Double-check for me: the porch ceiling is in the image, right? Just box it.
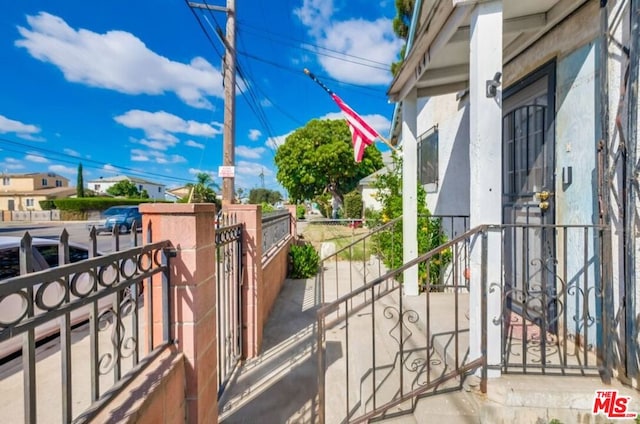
[387,0,589,102]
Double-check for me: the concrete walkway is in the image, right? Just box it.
[218,276,319,424]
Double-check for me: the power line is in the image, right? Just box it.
[0,137,198,185]
[189,5,281,158]
[238,20,392,69]
[235,49,389,100]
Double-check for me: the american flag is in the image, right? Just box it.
[330,93,380,163]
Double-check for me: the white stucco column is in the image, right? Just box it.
[469,0,502,377]
[402,89,419,296]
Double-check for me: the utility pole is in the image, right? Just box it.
[259,167,265,188]
[188,0,236,206]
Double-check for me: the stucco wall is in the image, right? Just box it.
[416,93,470,216]
[91,349,186,424]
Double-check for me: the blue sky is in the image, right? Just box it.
[0,0,401,195]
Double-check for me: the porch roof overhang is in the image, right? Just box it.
[387,0,590,142]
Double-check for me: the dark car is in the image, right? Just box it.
[99,205,142,234]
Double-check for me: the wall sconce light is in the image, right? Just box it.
[486,72,502,98]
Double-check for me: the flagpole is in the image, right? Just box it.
[303,68,398,153]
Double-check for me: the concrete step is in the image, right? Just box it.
[472,375,640,424]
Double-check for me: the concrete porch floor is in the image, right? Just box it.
[218,260,639,424]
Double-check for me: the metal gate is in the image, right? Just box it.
[215,215,243,396]
[502,67,557,326]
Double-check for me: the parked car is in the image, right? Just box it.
[0,236,92,280]
[0,236,137,359]
[96,205,142,234]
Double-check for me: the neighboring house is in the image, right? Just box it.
[166,186,191,202]
[87,175,166,200]
[389,0,638,389]
[358,151,394,212]
[0,172,73,211]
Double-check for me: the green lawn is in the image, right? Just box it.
[302,223,372,261]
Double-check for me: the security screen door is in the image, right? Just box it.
[502,65,556,326]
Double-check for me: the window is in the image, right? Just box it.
[0,247,21,279]
[94,184,100,190]
[158,186,161,192]
[55,180,62,187]
[35,245,89,267]
[42,179,48,186]
[138,185,143,191]
[418,126,438,191]
[26,198,34,207]
[2,177,9,186]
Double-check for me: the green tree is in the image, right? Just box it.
[275,119,383,216]
[248,188,282,205]
[107,180,140,198]
[76,163,85,198]
[391,0,415,76]
[187,172,219,203]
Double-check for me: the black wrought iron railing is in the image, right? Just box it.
[317,214,470,305]
[495,224,605,375]
[261,210,291,259]
[317,226,485,424]
[0,225,174,423]
[316,222,608,423]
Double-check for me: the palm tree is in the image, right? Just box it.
[187,172,219,203]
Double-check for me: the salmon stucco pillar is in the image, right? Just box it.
[140,203,218,424]
[225,204,264,358]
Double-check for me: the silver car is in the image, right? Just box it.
[0,237,123,358]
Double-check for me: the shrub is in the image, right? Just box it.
[343,191,363,219]
[261,202,275,213]
[288,243,320,279]
[296,204,306,220]
[53,197,149,211]
[39,200,56,210]
[371,152,450,290]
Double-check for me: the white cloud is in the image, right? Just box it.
[138,138,177,151]
[25,153,49,163]
[49,164,75,175]
[320,112,391,137]
[188,168,216,179]
[16,12,223,109]
[294,0,334,36]
[102,164,119,174]
[294,3,401,85]
[131,148,186,164]
[185,140,205,149]
[236,145,266,159]
[115,110,222,150]
[0,114,41,139]
[63,148,80,157]
[265,132,291,151]
[0,157,25,170]
[248,129,262,141]
[237,160,274,177]
[315,19,401,85]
